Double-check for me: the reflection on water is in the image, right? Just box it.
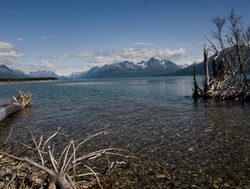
[0,76,249,188]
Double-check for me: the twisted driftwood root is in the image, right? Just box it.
[0,128,136,189]
[0,91,32,122]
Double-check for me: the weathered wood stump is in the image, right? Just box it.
[193,10,250,101]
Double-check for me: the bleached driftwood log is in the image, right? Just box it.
[0,91,32,121]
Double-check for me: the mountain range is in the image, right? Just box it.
[0,58,190,79]
[0,66,64,79]
[1,55,237,79]
[2,47,250,79]
[83,57,180,78]
[28,70,60,78]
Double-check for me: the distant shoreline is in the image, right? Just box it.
[0,77,58,83]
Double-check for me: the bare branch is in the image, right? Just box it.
[38,135,44,148]
[4,125,14,145]
[75,131,107,151]
[48,147,59,172]
[60,140,73,174]
[28,128,45,166]
[84,165,104,189]
[58,143,70,168]
[43,127,60,148]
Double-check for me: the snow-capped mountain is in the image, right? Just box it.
[0,64,29,78]
[28,70,59,78]
[83,57,180,78]
[178,64,189,69]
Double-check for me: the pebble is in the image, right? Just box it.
[156,174,167,179]
[213,183,219,188]
[224,183,230,187]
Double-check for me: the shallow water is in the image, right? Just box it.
[0,76,249,188]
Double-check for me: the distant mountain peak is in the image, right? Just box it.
[148,57,159,62]
[0,64,11,70]
[28,70,59,78]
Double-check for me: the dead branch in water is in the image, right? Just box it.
[193,9,250,100]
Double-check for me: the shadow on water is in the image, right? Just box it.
[0,107,32,143]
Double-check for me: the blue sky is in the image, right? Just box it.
[1,0,250,75]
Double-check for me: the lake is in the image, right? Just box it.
[0,76,250,188]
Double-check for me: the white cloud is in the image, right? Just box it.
[0,42,14,50]
[16,37,24,42]
[38,59,56,70]
[193,57,203,64]
[174,56,203,66]
[89,48,187,66]
[54,66,89,76]
[0,41,23,64]
[52,48,186,65]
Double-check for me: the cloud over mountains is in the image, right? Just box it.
[88,48,187,66]
[54,47,187,68]
[0,41,23,65]
[0,40,187,76]
[49,47,187,74]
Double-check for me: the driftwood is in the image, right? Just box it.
[193,46,250,100]
[0,91,32,122]
[0,129,135,189]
